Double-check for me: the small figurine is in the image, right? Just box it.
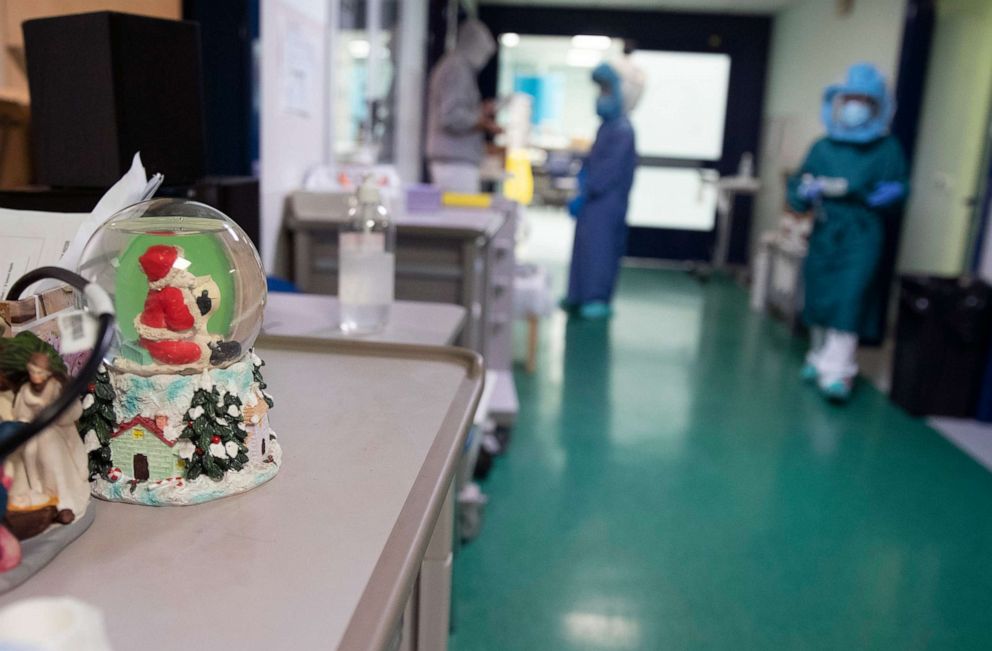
[0,264,114,586]
[9,351,89,528]
[0,334,91,572]
[135,244,217,367]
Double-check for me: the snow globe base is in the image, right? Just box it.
[76,200,279,507]
[0,507,95,595]
[85,352,280,507]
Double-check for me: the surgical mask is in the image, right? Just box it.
[839,100,872,129]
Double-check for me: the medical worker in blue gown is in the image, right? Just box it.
[787,63,909,402]
[563,58,645,319]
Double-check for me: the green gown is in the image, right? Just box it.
[787,135,908,337]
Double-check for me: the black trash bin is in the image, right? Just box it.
[890,276,992,417]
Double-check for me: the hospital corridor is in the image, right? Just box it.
[453,224,992,649]
[4,0,992,649]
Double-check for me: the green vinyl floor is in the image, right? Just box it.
[450,267,992,650]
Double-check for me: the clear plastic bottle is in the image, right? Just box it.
[339,177,396,334]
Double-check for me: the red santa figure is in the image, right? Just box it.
[135,244,215,366]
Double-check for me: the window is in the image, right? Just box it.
[333,0,399,161]
[627,168,718,231]
[497,35,623,150]
[628,51,731,161]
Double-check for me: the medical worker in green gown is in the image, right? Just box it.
[787,62,909,401]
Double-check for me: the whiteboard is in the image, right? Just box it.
[627,167,717,231]
[629,51,731,161]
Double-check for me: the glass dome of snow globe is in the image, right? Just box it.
[77,199,266,374]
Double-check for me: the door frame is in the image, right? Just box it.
[477,5,772,264]
[864,0,935,344]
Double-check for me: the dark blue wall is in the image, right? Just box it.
[183,0,255,176]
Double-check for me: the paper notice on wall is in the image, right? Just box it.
[0,210,88,297]
[281,21,317,117]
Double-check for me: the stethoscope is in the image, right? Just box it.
[0,267,115,459]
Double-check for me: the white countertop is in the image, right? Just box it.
[289,192,509,238]
[0,337,483,651]
[262,292,467,346]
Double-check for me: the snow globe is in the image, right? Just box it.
[77,199,280,505]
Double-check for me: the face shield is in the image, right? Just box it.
[610,56,646,114]
[821,62,893,143]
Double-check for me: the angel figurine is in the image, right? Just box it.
[9,352,89,525]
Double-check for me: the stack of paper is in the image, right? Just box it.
[0,153,162,297]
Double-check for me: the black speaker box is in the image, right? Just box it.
[23,11,206,188]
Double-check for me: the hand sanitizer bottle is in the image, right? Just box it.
[338,177,395,334]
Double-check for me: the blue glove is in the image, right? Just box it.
[568,167,587,218]
[797,177,825,201]
[867,181,906,208]
[568,193,586,219]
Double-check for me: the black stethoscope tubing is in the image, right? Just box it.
[1,266,115,458]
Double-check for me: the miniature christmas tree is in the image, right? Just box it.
[251,350,274,409]
[76,365,117,480]
[176,384,248,482]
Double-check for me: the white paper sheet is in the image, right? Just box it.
[0,210,88,297]
[57,153,155,277]
[0,153,157,297]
